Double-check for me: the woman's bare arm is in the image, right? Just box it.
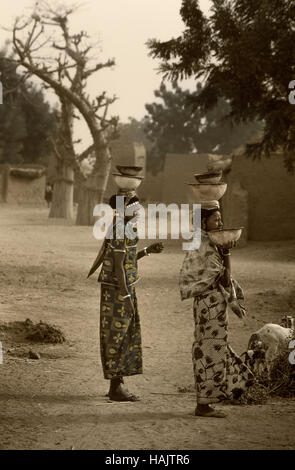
[218,241,236,288]
[113,251,129,295]
[220,250,231,287]
[113,251,135,316]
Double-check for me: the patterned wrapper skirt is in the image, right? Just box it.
[193,289,253,405]
[100,283,143,380]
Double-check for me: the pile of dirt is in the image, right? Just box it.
[0,318,66,344]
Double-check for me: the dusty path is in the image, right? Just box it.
[0,205,294,450]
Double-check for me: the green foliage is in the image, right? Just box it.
[0,102,27,164]
[0,52,27,164]
[144,82,202,174]
[147,0,295,172]
[0,50,57,165]
[118,117,152,151]
[20,86,58,165]
[143,81,260,173]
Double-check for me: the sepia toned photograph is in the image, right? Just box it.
[0,0,294,454]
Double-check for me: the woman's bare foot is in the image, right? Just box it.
[108,377,140,402]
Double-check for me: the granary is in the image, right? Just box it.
[0,164,46,204]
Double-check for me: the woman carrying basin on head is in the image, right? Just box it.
[88,193,164,402]
[179,201,253,418]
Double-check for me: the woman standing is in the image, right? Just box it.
[179,204,253,417]
[88,194,164,401]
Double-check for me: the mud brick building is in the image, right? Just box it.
[0,164,46,204]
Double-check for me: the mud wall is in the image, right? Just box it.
[1,165,46,204]
[161,153,210,204]
[221,179,248,246]
[224,152,295,240]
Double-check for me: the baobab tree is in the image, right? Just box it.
[10,1,118,224]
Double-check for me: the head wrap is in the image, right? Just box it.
[201,200,220,210]
[88,194,140,279]
[109,193,139,210]
[200,200,220,229]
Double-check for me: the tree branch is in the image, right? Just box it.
[77,144,95,162]
[49,135,63,161]
[82,58,115,79]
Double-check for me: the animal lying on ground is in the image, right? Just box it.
[243,323,294,376]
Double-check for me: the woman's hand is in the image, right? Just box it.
[219,240,237,253]
[231,303,246,319]
[147,242,164,254]
[137,242,164,260]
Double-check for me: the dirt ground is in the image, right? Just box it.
[0,204,294,450]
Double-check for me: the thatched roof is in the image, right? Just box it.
[9,167,45,179]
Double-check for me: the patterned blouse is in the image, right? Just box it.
[179,230,246,317]
[98,218,139,287]
[179,230,224,301]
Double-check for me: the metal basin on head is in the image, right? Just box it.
[194,170,222,184]
[208,228,243,246]
[116,165,143,176]
[187,182,227,201]
[113,173,144,191]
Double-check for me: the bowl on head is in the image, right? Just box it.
[116,165,143,176]
[187,182,227,201]
[113,173,144,191]
[194,171,222,184]
[208,228,243,246]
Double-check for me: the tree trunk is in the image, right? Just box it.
[76,144,111,226]
[49,165,74,219]
[12,60,114,225]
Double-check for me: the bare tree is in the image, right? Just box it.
[10,1,118,223]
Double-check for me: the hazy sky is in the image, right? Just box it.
[1,0,211,144]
